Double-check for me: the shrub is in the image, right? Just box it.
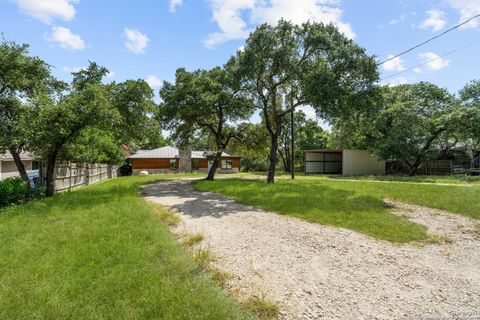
[0,178,44,208]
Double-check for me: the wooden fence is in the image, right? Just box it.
[40,162,118,192]
[387,160,453,175]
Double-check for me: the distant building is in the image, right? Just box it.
[128,146,241,175]
[0,151,38,180]
[304,149,385,176]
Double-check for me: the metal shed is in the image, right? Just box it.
[304,149,385,176]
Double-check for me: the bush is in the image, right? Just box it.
[0,178,44,208]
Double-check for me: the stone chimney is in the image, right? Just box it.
[178,146,192,173]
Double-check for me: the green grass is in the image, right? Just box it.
[194,176,480,242]
[0,176,256,320]
[198,176,480,220]
[194,179,429,243]
[241,295,279,320]
[330,174,480,185]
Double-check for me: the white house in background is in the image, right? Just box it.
[304,149,385,176]
[0,151,37,180]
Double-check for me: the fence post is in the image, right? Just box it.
[68,162,72,191]
[86,163,90,185]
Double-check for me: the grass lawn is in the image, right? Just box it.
[0,176,256,320]
[194,176,480,243]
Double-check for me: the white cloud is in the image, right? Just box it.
[204,0,255,48]
[204,0,354,48]
[382,77,409,87]
[106,70,115,78]
[382,55,406,72]
[387,15,407,26]
[12,0,77,23]
[124,28,149,54]
[50,27,85,50]
[62,65,84,73]
[169,0,183,13]
[446,0,480,28]
[145,75,162,88]
[420,10,446,31]
[419,52,450,71]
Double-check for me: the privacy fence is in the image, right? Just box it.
[40,162,118,193]
[387,160,455,175]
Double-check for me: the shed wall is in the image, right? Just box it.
[342,150,385,176]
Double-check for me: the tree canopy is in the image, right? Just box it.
[345,83,458,174]
[160,66,254,180]
[0,40,61,184]
[232,20,379,182]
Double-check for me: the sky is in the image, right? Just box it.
[1,0,479,126]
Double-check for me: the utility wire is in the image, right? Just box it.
[381,39,480,81]
[377,13,480,66]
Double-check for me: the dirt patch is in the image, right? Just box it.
[143,180,480,320]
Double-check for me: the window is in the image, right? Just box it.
[32,161,40,170]
[221,159,232,169]
[170,159,177,170]
[192,159,200,170]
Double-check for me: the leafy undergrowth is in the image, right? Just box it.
[194,179,430,243]
[0,176,256,320]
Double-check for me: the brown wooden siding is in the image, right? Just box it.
[198,159,208,169]
[131,159,178,170]
[222,157,240,168]
[132,157,240,170]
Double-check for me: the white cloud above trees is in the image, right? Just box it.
[12,0,77,24]
[382,55,406,72]
[419,52,450,71]
[145,75,162,88]
[124,28,149,54]
[204,0,354,48]
[49,26,85,50]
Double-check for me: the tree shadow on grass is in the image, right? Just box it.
[142,180,256,219]
[183,179,427,243]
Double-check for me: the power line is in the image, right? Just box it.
[377,13,480,66]
[381,39,480,81]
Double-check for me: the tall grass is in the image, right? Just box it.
[0,176,255,320]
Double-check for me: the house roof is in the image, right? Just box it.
[0,150,34,161]
[128,146,238,159]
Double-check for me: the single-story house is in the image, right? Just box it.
[304,149,385,176]
[0,151,38,180]
[128,146,241,175]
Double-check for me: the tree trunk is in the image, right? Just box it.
[9,148,31,188]
[406,161,420,176]
[278,149,289,172]
[205,150,222,181]
[45,153,57,197]
[267,136,278,183]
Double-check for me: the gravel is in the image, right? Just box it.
[143,180,480,320]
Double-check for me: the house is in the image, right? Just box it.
[0,151,38,180]
[304,149,385,176]
[128,146,241,175]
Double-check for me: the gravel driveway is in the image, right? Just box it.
[143,180,480,320]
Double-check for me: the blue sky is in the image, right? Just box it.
[1,0,479,124]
